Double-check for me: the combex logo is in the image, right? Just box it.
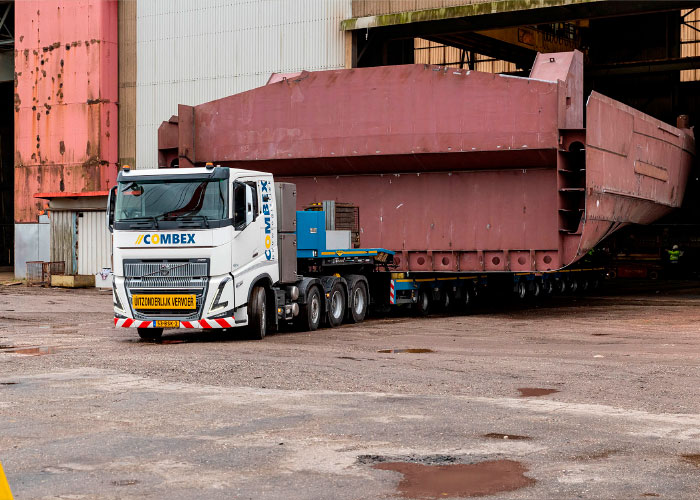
[261,180,273,260]
[135,233,196,245]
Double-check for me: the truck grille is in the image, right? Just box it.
[124,260,208,278]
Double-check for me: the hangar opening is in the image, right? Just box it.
[343,0,700,278]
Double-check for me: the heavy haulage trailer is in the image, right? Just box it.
[110,50,694,339]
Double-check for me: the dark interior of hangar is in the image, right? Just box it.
[0,1,12,269]
[348,2,700,278]
[0,80,13,268]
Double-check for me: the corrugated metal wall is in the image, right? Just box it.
[50,211,77,275]
[77,211,111,275]
[136,0,352,168]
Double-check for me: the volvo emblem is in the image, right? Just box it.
[159,265,170,276]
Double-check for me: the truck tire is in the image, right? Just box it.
[461,286,473,313]
[415,289,431,316]
[515,280,528,301]
[347,280,368,323]
[327,282,346,327]
[297,286,322,332]
[137,328,163,340]
[542,279,554,297]
[247,286,267,340]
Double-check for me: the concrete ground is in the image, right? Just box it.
[1,282,700,499]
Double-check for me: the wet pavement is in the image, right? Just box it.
[2,281,700,498]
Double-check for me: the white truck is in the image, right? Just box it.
[108,165,393,340]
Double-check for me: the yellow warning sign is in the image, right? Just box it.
[0,462,13,500]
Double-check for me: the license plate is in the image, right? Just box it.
[132,294,196,309]
[155,320,180,328]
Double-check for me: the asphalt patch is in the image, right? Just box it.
[483,433,531,441]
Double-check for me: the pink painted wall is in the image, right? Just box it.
[14,0,118,222]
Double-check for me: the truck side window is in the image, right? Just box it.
[233,182,247,230]
[245,181,259,221]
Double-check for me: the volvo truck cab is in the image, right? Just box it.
[109,166,281,339]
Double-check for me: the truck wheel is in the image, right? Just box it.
[247,286,267,340]
[297,286,322,332]
[542,279,554,297]
[515,280,528,300]
[529,280,541,299]
[415,289,430,316]
[461,287,473,313]
[137,328,163,340]
[568,278,578,294]
[348,280,368,323]
[327,283,346,327]
[555,278,566,295]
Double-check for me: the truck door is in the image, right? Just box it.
[231,178,263,307]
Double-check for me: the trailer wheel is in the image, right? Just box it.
[542,279,554,297]
[461,286,473,313]
[579,277,589,293]
[247,286,267,340]
[137,328,163,340]
[568,278,578,294]
[415,289,431,316]
[515,280,528,300]
[529,280,541,299]
[440,290,452,311]
[327,283,346,327]
[555,278,566,295]
[348,280,368,323]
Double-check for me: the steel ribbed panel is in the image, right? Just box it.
[77,211,112,275]
[136,0,351,169]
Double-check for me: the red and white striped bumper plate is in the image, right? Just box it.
[114,317,236,329]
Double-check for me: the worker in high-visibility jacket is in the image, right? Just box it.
[666,244,683,278]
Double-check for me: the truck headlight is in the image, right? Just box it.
[209,277,232,314]
[113,283,125,312]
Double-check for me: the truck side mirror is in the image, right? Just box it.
[106,185,117,233]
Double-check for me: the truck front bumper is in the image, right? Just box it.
[114,317,236,329]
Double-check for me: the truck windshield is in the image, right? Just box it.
[115,178,228,227]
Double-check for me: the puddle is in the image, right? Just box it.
[112,479,139,486]
[377,348,434,354]
[517,387,559,397]
[483,433,531,441]
[374,460,535,498]
[682,454,700,467]
[591,333,611,336]
[2,346,59,356]
[0,382,18,385]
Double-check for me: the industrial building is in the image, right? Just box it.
[6,0,700,278]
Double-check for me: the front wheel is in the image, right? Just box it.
[247,286,267,340]
[327,283,346,327]
[137,327,163,340]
